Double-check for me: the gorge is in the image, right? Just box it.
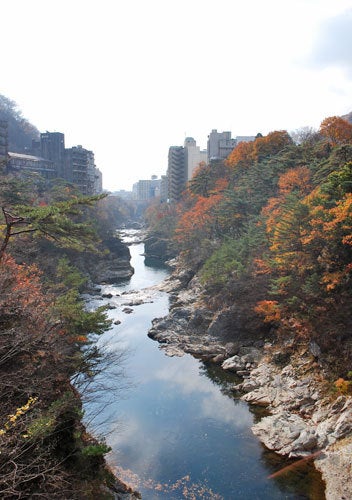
[84,231,326,499]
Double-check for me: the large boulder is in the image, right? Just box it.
[144,235,175,261]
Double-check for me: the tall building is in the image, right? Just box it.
[65,145,100,195]
[132,175,162,201]
[207,129,236,161]
[167,145,186,202]
[2,126,103,194]
[94,167,103,194]
[160,174,168,202]
[184,137,208,180]
[166,138,207,202]
[40,131,65,177]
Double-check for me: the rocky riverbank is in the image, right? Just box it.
[149,261,352,500]
[82,235,134,285]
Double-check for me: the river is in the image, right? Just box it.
[83,231,325,500]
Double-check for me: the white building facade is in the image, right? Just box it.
[184,137,208,180]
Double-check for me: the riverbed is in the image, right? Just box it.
[83,232,325,499]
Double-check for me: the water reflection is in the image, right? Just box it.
[84,233,325,499]
[153,357,252,428]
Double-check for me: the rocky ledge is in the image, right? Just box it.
[149,266,267,360]
[235,348,352,499]
[150,262,352,500]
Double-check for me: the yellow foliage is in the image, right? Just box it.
[0,396,38,436]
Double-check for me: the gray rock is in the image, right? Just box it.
[222,355,246,372]
[309,340,321,358]
[332,403,352,439]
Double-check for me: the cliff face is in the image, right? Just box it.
[74,235,134,285]
[23,234,134,287]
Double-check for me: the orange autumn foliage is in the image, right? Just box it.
[323,192,352,239]
[251,130,292,161]
[334,377,352,395]
[226,140,254,169]
[254,300,281,322]
[253,258,272,276]
[319,116,352,146]
[277,166,312,196]
[226,131,292,169]
[175,191,224,244]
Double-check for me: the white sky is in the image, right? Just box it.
[1,0,352,191]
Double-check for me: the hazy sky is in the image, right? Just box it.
[1,0,352,191]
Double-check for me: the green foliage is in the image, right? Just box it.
[0,173,43,205]
[54,288,112,339]
[27,413,56,439]
[201,221,266,289]
[57,256,88,290]
[82,443,112,457]
[321,161,352,200]
[15,195,106,251]
[188,160,230,197]
[201,239,245,287]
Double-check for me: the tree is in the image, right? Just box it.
[225,140,254,169]
[0,253,115,497]
[290,126,318,145]
[0,194,106,261]
[188,160,231,197]
[251,130,293,161]
[319,116,352,146]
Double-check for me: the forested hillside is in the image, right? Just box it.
[0,135,134,495]
[0,95,39,152]
[147,116,352,379]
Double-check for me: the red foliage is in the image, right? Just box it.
[175,191,224,245]
[0,255,51,330]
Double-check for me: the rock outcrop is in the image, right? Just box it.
[150,259,352,500]
[78,236,134,285]
[144,235,175,261]
[237,351,352,499]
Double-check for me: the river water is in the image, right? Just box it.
[84,232,325,500]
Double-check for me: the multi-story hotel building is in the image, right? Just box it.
[65,145,101,196]
[167,145,186,202]
[8,152,56,179]
[40,131,65,178]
